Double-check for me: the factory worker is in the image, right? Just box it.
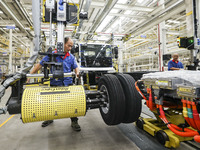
[29,37,81,131]
[168,53,184,71]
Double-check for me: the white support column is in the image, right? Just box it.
[186,0,195,64]
[9,29,13,74]
[186,0,194,37]
[157,0,165,71]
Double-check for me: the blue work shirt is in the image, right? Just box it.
[168,60,183,71]
[40,52,78,86]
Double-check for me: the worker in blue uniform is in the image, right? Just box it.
[168,53,184,71]
[29,37,81,131]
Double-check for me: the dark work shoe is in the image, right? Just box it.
[71,121,81,131]
[42,120,54,127]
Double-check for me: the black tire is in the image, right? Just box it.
[156,130,169,146]
[116,73,142,123]
[136,118,145,130]
[98,74,126,125]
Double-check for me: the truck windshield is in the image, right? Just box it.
[80,44,112,67]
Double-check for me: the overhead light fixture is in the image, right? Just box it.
[124,10,132,15]
[24,27,30,30]
[167,20,180,24]
[0,10,3,14]
[131,19,138,22]
[137,0,145,3]
[165,24,172,28]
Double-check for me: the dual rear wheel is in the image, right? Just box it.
[98,74,142,125]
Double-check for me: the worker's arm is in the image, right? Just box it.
[27,63,42,83]
[169,67,181,70]
[72,56,79,77]
[75,67,80,77]
[30,63,42,74]
[168,61,182,71]
[30,55,50,74]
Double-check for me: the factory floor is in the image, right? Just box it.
[0,88,199,150]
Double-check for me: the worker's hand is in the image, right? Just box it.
[76,73,80,78]
[26,78,30,83]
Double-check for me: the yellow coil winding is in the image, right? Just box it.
[21,86,86,123]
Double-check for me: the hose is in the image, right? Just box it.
[148,88,154,111]
[158,105,199,137]
[182,99,192,127]
[191,101,200,131]
[194,135,200,143]
[135,81,149,107]
[135,81,147,100]
[187,101,198,129]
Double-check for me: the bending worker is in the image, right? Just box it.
[29,37,81,131]
[168,53,184,71]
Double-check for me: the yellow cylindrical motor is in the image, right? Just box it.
[21,85,86,123]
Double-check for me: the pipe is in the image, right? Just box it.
[14,0,33,27]
[74,0,91,38]
[158,23,162,71]
[129,0,185,37]
[86,98,103,103]
[87,0,118,39]
[26,72,75,78]
[193,0,198,38]
[49,9,53,47]
[0,0,32,38]
[79,0,85,12]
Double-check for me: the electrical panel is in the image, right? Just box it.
[57,1,66,21]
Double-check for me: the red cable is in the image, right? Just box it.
[182,99,192,127]
[158,105,199,137]
[149,88,153,110]
[135,81,147,100]
[135,81,149,107]
[187,101,198,129]
[191,102,200,130]
[194,135,200,143]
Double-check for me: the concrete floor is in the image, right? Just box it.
[0,88,139,150]
[1,88,199,150]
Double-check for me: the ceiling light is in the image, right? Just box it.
[167,20,180,24]
[0,10,3,14]
[124,10,132,15]
[117,0,128,4]
[137,0,145,3]
[165,24,172,28]
[131,19,138,22]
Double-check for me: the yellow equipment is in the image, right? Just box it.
[137,116,193,148]
[21,85,86,123]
